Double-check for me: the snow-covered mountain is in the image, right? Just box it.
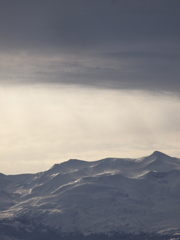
[0,151,180,239]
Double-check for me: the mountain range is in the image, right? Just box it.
[0,151,180,240]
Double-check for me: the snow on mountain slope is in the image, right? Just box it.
[141,151,180,172]
[0,151,180,235]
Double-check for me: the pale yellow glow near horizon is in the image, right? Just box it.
[0,84,180,174]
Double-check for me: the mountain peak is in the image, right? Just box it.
[67,158,84,162]
[64,158,89,168]
[151,151,169,158]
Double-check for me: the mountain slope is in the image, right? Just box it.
[0,151,180,239]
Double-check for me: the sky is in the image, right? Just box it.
[0,0,180,174]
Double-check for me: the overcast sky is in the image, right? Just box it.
[0,0,180,174]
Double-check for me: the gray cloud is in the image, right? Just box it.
[0,0,179,92]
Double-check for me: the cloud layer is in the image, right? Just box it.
[0,0,179,92]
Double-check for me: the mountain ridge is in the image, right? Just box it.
[0,151,180,239]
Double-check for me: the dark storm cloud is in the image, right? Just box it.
[0,0,180,92]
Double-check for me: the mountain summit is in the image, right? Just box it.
[151,150,170,157]
[0,151,180,239]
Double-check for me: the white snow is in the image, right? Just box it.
[0,151,180,234]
